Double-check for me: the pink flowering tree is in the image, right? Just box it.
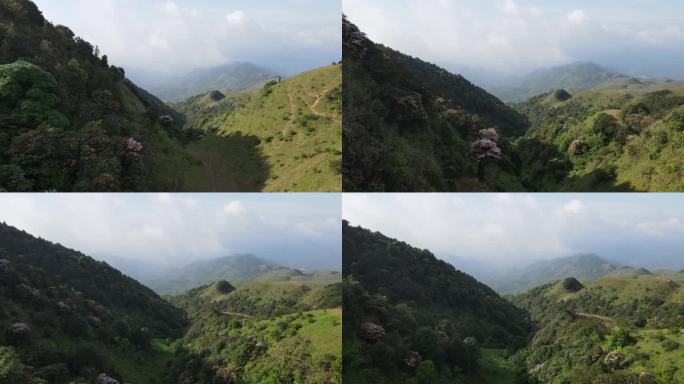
[469,128,502,180]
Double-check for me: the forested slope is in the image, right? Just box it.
[0,222,187,383]
[342,221,532,383]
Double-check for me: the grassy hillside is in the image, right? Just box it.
[514,79,684,191]
[510,271,684,383]
[0,222,187,383]
[175,65,342,192]
[342,221,532,384]
[168,279,342,384]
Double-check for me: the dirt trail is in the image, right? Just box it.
[218,310,253,319]
[283,85,297,136]
[576,312,614,323]
[309,86,338,119]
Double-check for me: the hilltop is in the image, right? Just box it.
[146,254,341,295]
[342,221,532,383]
[174,64,342,192]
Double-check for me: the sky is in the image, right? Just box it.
[343,0,684,79]
[344,193,684,269]
[0,193,341,270]
[33,0,341,75]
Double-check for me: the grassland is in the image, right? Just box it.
[171,65,342,192]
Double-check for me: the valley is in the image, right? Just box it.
[0,222,342,384]
[342,221,684,384]
[342,16,684,192]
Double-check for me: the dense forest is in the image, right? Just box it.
[342,221,533,383]
[0,222,186,383]
[0,222,342,383]
[343,16,526,192]
[0,0,191,192]
[342,16,684,192]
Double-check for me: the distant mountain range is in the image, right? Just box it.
[144,254,341,295]
[486,254,621,294]
[484,62,625,102]
[129,62,279,102]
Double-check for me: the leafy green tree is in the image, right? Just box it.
[415,360,436,384]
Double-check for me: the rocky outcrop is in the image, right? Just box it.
[359,322,385,343]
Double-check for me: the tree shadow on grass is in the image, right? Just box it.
[561,168,639,192]
[183,131,270,192]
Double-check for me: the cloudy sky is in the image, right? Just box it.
[0,194,341,270]
[343,0,684,79]
[33,0,341,75]
[344,193,684,269]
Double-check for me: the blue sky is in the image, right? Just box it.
[33,0,341,75]
[0,193,341,270]
[344,193,684,269]
[344,0,684,78]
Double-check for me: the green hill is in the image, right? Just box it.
[514,80,684,191]
[510,271,684,383]
[0,222,187,383]
[168,279,342,384]
[145,254,341,296]
[342,16,528,192]
[173,64,342,192]
[342,221,532,384]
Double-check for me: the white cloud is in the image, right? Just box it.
[567,9,588,26]
[563,199,586,214]
[343,194,684,267]
[0,194,341,269]
[32,0,341,75]
[225,10,247,27]
[224,201,247,216]
[343,0,684,76]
